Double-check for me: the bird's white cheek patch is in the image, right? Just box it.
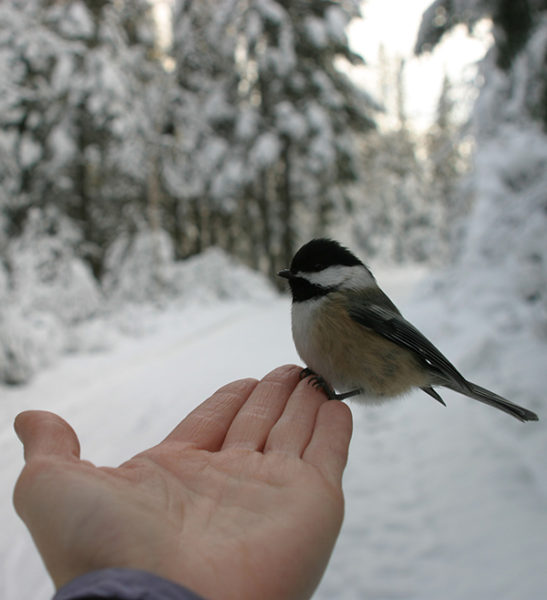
[299,265,375,289]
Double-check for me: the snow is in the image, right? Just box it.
[414,0,489,54]
[250,132,281,168]
[325,6,348,44]
[19,134,41,168]
[275,101,308,141]
[304,17,328,49]
[1,263,546,600]
[235,108,259,141]
[55,1,94,39]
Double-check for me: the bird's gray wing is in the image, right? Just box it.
[346,302,469,389]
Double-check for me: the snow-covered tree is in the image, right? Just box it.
[416,0,547,330]
[350,129,428,262]
[345,53,456,265]
[0,0,162,277]
[423,72,471,261]
[416,0,547,130]
[0,0,167,383]
[237,0,376,272]
[164,0,241,259]
[166,0,377,277]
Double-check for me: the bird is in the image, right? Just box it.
[278,238,539,423]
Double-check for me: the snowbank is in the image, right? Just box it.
[0,226,276,385]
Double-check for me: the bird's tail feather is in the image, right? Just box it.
[446,380,539,423]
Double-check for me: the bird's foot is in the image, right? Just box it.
[299,367,315,381]
[299,368,362,401]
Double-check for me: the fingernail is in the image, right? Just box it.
[13,414,24,444]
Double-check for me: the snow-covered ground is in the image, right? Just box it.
[1,266,546,600]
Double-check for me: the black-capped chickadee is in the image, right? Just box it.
[278,238,538,423]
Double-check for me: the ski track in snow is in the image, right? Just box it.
[1,271,546,600]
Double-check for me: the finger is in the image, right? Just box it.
[14,410,81,463]
[222,365,301,451]
[163,378,258,450]
[264,377,328,456]
[302,401,353,486]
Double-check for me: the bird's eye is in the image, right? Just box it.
[312,263,324,271]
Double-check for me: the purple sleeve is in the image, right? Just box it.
[52,568,207,600]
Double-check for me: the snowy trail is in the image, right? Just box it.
[1,273,546,600]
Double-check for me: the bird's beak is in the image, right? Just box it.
[277,269,293,279]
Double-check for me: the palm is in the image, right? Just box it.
[14,366,353,600]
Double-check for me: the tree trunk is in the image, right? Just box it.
[279,140,294,276]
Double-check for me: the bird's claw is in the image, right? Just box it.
[299,369,338,400]
[299,367,315,381]
[299,368,362,401]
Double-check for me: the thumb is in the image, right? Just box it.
[14,410,81,463]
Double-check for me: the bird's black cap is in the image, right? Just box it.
[278,239,367,302]
[287,238,363,274]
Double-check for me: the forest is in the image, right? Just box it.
[0,0,546,384]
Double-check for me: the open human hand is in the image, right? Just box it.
[13,365,353,600]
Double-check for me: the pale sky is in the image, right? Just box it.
[348,0,492,130]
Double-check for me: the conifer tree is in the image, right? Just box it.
[168,0,377,275]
